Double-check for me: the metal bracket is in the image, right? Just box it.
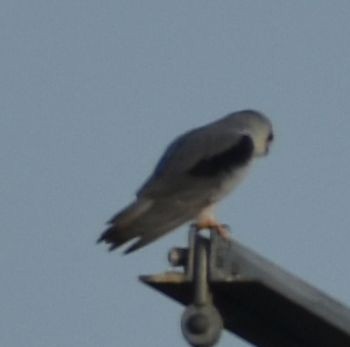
[178,228,223,347]
[140,228,350,347]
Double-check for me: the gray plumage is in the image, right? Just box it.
[98,110,274,253]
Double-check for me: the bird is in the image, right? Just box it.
[98,109,274,254]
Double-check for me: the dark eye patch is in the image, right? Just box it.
[267,133,274,142]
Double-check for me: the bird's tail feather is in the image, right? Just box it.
[107,198,153,225]
[98,199,195,253]
[123,213,192,254]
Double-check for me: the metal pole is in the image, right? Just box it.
[193,234,208,306]
[181,230,223,347]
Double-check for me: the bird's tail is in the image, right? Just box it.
[97,198,194,253]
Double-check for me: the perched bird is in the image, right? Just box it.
[98,110,274,254]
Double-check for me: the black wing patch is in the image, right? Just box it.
[188,135,254,177]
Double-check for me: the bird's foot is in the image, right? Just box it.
[191,222,231,240]
[211,223,231,240]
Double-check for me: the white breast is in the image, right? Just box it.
[211,165,250,202]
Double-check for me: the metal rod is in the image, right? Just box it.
[193,234,208,306]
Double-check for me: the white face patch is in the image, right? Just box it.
[251,124,273,157]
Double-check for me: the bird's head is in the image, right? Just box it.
[249,117,274,157]
[225,110,274,157]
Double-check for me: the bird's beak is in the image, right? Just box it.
[265,134,274,155]
[264,142,272,156]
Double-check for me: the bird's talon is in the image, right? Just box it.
[213,224,231,240]
[221,224,231,232]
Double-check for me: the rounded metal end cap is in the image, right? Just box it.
[181,304,223,347]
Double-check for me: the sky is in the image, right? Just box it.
[1,1,350,346]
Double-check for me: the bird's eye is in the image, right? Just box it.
[267,133,274,142]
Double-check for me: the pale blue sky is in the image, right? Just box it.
[1,1,350,346]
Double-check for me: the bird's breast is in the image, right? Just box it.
[210,165,250,202]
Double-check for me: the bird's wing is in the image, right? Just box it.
[98,126,255,253]
[138,125,254,199]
